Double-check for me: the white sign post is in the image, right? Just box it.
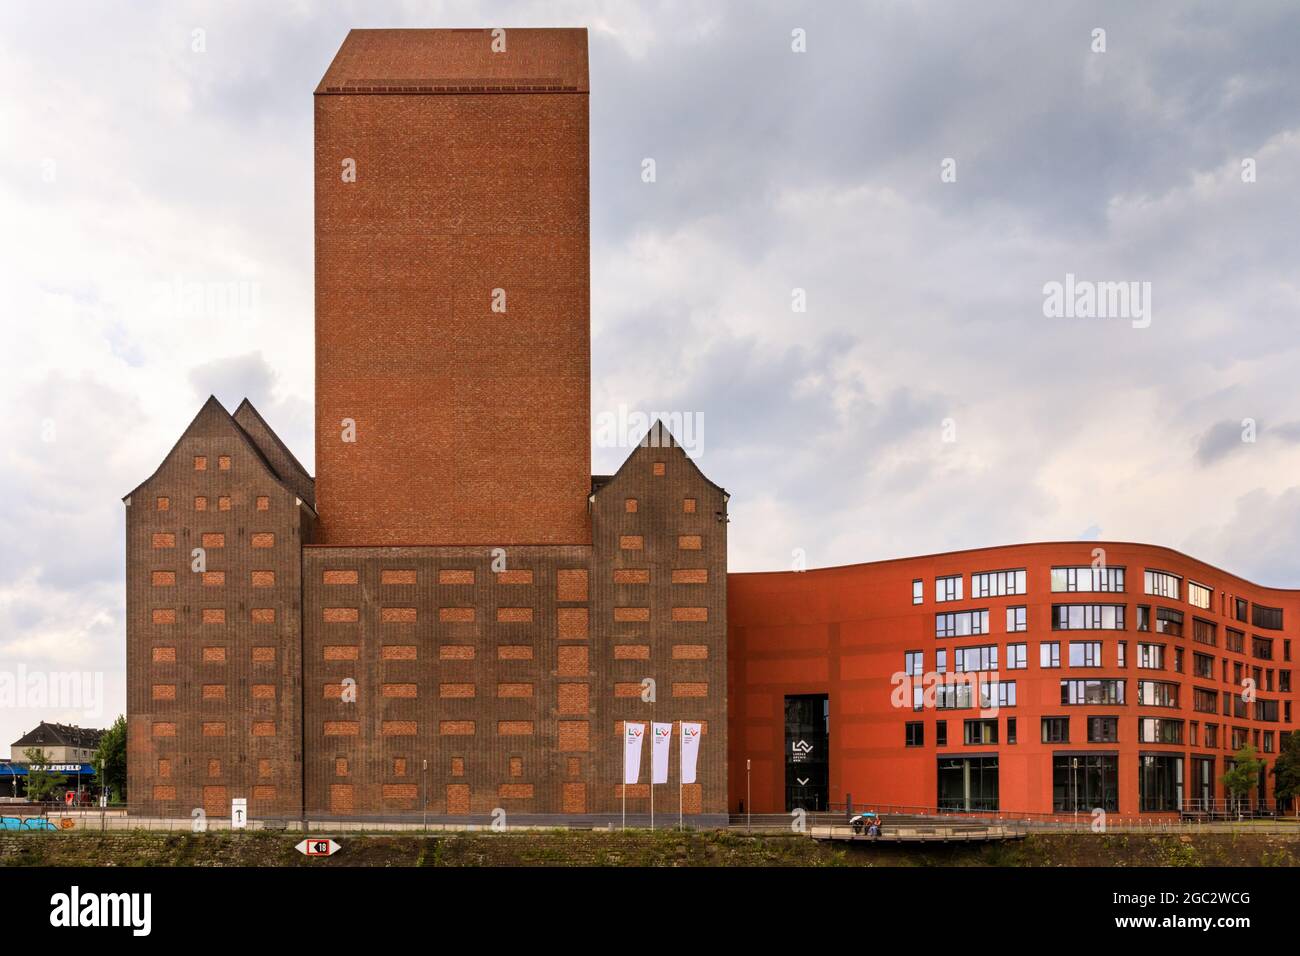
[231,797,247,830]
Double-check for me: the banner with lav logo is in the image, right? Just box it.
[623,722,646,784]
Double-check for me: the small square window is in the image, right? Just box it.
[156,496,170,511]
[194,496,208,511]
[194,456,207,471]
[625,498,638,513]
[683,498,697,513]
[218,496,231,511]
[652,462,665,476]
[218,455,231,470]
[256,496,270,511]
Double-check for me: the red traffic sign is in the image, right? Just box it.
[295,838,341,857]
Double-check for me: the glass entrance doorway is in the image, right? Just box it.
[784,694,829,811]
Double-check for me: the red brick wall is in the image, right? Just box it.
[314,29,590,547]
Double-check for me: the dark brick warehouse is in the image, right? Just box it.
[124,28,729,821]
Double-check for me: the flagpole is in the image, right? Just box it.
[679,724,684,831]
[622,724,626,832]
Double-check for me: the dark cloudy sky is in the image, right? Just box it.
[3,1,1300,746]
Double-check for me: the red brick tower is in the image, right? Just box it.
[314,28,591,546]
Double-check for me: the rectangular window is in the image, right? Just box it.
[1005,605,1027,632]
[1053,754,1119,812]
[1137,680,1179,708]
[954,645,998,673]
[1069,641,1103,667]
[1255,698,1279,722]
[1006,718,1017,745]
[1136,605,1151,632]
[1192,618,1217,646]
[1040,641,1061,669]
[971,569,1026,598]
[1061,679,1125,705]
[905,722,924,747]
[1006,643,1028,670]
[1193,652,1214,680]
[1144,570,1182,600]
[935,610,989,639]
[904,650,924,676]
[1251,604,1283,630]
[1138,718,1184,745]
[936,648,947,674]
[1053,604,1125,630]
[1193,687,1218,713]
[912,579,923,605]
[1187,581,1211,610]
[1155,607,1183,637]
[1234,597,1248,623]
[979,681,1016,708]
[1087,716,1119,743]
[964,719,998,746]
[1118,641,1127,668]
[1041,717,1069,743]
[1226,628,1245,653]
[1050,566,1125,593]
[1252,635,1274,660]
[935,575,963,603]
[1137,643,1165,670]
[935,720,947,747]
[1204,723,1219,748]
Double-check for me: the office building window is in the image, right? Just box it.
[964,719,998,745]
[1069,641,1102,668]
[912,579,923,605]
[971,569,1026,597]
[1137,643,1165,670]
[1139,754,1184,812]
[1041,717,1069,743]
[905,722,924,747]
[935,575,963,603]
[1144,570,1182,600]
[1006,605,1027,633]
[1087,716,1118,743]
[935,720,947,747]
[1252,635,1274,660]
[1193,687,1218,713]
[1006,643,1028,670]
[1053,604,1125,630]
[1053,754,1119,812]
[935,610,989,639]
[1050,566,1125,593]
[1061,679,1125,705]
[1187,581,1211,610]
[1138,717,1184,745]
[1155,607,1183,637]
[954,645,998,673]
[1137,680,1179,708]
[1226,628,1245,653]
[1252,604,1283,631]
[1006,717,1017,745]
[1040,641,1061,669]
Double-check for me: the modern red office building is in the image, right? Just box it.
[728,542,1297,818]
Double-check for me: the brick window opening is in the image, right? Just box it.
[218,496,231,511]
[683,498,697,513]
[256,496,270,511]
[194,456,207,471]
[194,496,208,511]
[393,758,406,776]
[653,461,665,476]
[218,455,231,470]
[201,532,224,548]
[625,498,638,513]
[152,533,175,549]
[156,496,170,511]
[336,758,348,777]
[251,533,275,548]
[451,757,465,776]
[510,756,523,778]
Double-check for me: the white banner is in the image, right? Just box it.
[651,722,672,784]
[623,722,646,785]
[680,722,702,785]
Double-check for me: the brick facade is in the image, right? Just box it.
[313,28,591,547]
[123,28,731,822]
[124,398,314,818]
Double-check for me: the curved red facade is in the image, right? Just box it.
[727,542,1298,818]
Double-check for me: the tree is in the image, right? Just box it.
[24,747,67,804]
[1272,732,1300,818]
[94,715,127,803]
[1221,744,1266,816]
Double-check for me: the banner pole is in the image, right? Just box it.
[622,725,626,832]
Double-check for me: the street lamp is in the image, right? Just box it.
[422,759,428,833]
[1071,758,1079,825]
